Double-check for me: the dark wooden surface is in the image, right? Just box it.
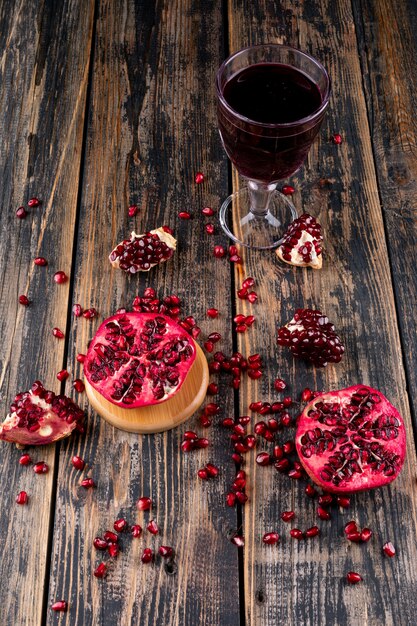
[0,1,416,625]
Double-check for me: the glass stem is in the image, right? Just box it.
[248,180,277,216]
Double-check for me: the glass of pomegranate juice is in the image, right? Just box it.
[216,44,330,249]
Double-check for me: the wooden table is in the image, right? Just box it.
[1,1,416,624]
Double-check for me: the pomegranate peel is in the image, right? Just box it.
[276,213,323,269]
[295,385,406,493]
[109,227,176,274]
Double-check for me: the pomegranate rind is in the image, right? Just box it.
[276,213,323,269]
[84,312,197,409]
[109,227,176,273]
[295,385,406,493]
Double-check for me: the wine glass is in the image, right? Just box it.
[216,44,331,249]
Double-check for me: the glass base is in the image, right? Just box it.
[219,188,298,250]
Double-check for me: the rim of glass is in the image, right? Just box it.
[216,43,331,129]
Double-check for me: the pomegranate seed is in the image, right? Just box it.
[283,441,294,454]
[231,453,243,464]
[290,529,304,540]
[76,353,86,363]
[344,521,358,535]
[51,601,68,612]
[131,525,142,538]
[141,548,154,563]
[301,388,313,402]
[162,225,173,234]
[222,418,234,428]
[247,291,258,304]
[33,462,48,474]
[16,206,27,218]
[383,542,396,557]
[346,531,362,543]
[229,245,238,256]
[159,546,174,558]
[237,288,248,299]
[34,257,48,266]
[205,223,215,235]
[147,520,159,535]
[103,531,118,543]
[337,496,351,508]
[81,478,96,488]
[231,535,244,547]
[238,416,250,425]
[93,537,108,550]
[71,455,85,470]
[178,211,192,219]
[73,379,85,393]
[181,440,195,453]
[280,413,292,427]
[247,369,262,380]
[235,491,248,504]
[283,397,292,408]
[202,206,214,216]
[208,332,221,343]
[281,511,295,522]
[19,454,32,466]
[184,430,198,440]
[242,277,255,289]
[16,491,28,504]
[254,422,266,435]
[317,506,331,520]
[360,528,373,542]
[57,369,69,381]
[108,543,120,557]
[196,437,209,449]
[214,245,225,258]
[200,414,211,427]
[332,133,343,145]
[226,492,236,507]
[305,526,320,538]
[19,294,30,306]
[128,204,139,217]
[53,271,68,284]
[114,518,128,532]
[204,341,214,352]
[318,494,333,506]
[305,484,317,498]
[195,172,204,184]
[83,308,98,319]
[93,563,107,578]
[207,308,219,318]
[256,452,271,466]
[274,458,290,472]
[137,497,152,511]
[198,468,208,480]
[262,532,280,545]
[28,197,41,207]
[346,572,362,584]
[273,445,283,459]
[281,185,295,195]
[232,477,246,491]
[274,378,287,392]
[205,463,219,477]
[205,403,220,416]
[52,327,65,339]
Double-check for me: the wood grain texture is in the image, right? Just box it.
[0,0,94,624]
[47,1,240,624]
[227,1,417,625]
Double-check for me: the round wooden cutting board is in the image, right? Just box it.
[84,343,209,434]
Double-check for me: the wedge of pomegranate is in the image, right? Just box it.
[0,381,84,445]
[109,227,176,274]
[84,312,196,408]
[296,385,406,493]
[276,213,323,269]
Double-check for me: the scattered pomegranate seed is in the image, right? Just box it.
[360,528,373,542]
[202,206,214,216]
[247,291,258,304]
[131,525,142,538]
[53,271,68,284]
[256,452,271,466]
[16,491,28,504]
[73,379,85,393]
[83,308,98,319]
[104,531,118,543]
[344,521,358,535]
[52,328,65,339]
[28,197,41,207]
[72,304,83,317]
[128,204,139,217]
[301,388,313,402]
[76,353,86,363]
[16,206,27,219]
[34,257,48,266]
[114,518,128,532]
[19,454,32,466]
[207,308,219,318]
[383,541,396,557]
[332,133,343,145]
[108,543,120,557]
[141,548,154,563]
[51,601,68,612]
[81,478,96,488]
[178,211,192,219]
[159,546,174,558]
[137,497,152,511]
[198,468,208,480]
[337,496,351,508]
[205,463,219,477]
[317,506,331,520]
[207,382,218,395]
[214,245,225,258]
[33,462,48,474]
[281,511,295,522]
[281,185,295,195]
[195,172,204,184]
[199,414,212,427]
[71,456,85,470]
[93,537,108,550]
[19,294,30,306]
[346,571,362,584]
[231,535,244,548]
[162,225,173,235]
[305,526,320,538]
[262,532,280,545]
[57,369,69,381]
[318,494,333,506]
[93,563,107,578]
[290,529,304,540]
[305,484,317,498]
[274,378,287,392]
[205,223,215,235]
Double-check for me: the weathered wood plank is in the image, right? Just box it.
[47,1,240,624]
[227,1,417,625]
[0,0,94,624]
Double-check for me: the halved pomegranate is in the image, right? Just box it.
[109,227,176,273]
[276,213,323,269]
[295,385,406,493]
[84,312,196,408]
[0,381,84,445]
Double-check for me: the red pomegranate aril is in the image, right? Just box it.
[195,172,204,184]
[114,518,128,532]
[248,369,262,380]
[19,295,30,306]
[147,520,159,535]
[196,437,209,449]
[344,521,358,535]
[56,369,69,382]
[337,496,351,508]
[231,453,243,464]
[76,353,86,363]
[256,452,271,466]
[234,423,246,436]
[332,133,343,145]
[226,492,236,507]
[73,379,85,393]
[222,418,234,428]
[103,530,118,543]
[141,548,154,563]
[288,469,303,479]
[247,292,258,304]
[34,257,48,266]
[205,463,219,477]
[72,455,85,470]
[267,418,279,432]
[383,542,396,557]
[305,484,317,498]
[275,459,290,472]
[280,413,292,427]
[254,421,267,436]
[262,532,280,545]
[16,491,28,504]
[235,491,248,504]
[214,245,225,258]
[232,477,246,491]
[281,185,295,195]
[346,531,362,543]
[273,445,284,460]
[317,506,331,520]
[53,271,68,284]
[159,545,174,558]
[33,462,48,474]
[242,277,255,289]
[19,454,32,466]
[205,223,215,235]
[274,378,287,392]
[245,315,255,327]
[231,535,244,548]
[94,563,107,578]
[131,524,142,538]
[198,468,209,480]
[81,477,96,488]
[235,324,247,333]
[236,469,246,480]
[181,440,195,453]
[200,414,211,428]
[208,332,221,343]
[16,206,27,218]
[108,543,120,557]
[360,528,373,542]
[301,388,313,402]
[318,494,333,507]
[205,403,220,416]
[184,430,198,440]
[281,511,295,522]
[305,526,320,538]
[51,601,68,612]
[234,314,246,324]
[52,327,65,339]
[28,197,41,207]
[83,308,98,319]
[237,288,248,300]
[238,416,251,425]
[290,529,304,540]
[232,378,240,390]
[245,435,256,449]
[178,211,192,219]
[204,341,214,353]
[346,572,362,584]
[128,204,139,217]
[283,441,294,455]
[202,207,214,216]
[230,254,242,264]
[93,537,108,550]
[250,401,263,412]
[207,308,219,318]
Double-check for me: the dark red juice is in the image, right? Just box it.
[218,63,325,182]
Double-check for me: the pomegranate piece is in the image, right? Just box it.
[51,601,68,612]
[19,295,30,306]
[84,312,196,408]
[57,369,69,382]
[202,207,214,216]
[54,271,68,284]
[19,454,32,465]
[93,562,107,578]
[137,496,152,511]
[195,172,204,184]
[104,531,118,543]
[34,257,48,266]
[33,461,49,474]
[301,388,313,402]
[83,308,98,319]
[178,211,192,219]
[281,511,295,522]
[108,543,119,557]
[109,228,176,273]
[305,526,320,538]
[383,541,396,557]
[277,308,344,367]
[207,308,219,318]
[114,518,128,532]
[52,328,65,339]
[274,378,287,392]
[213,245,225,258]
[0,381,84,446]
[141,548,154,563]
[16,491,28,504]
[72,304,83,317]
[147,519,159,535]
[281,185,295,195]
[72,455,85,470]
[276,213,323,269]
[16,206,27,219]
[81,478,96,488]
[73,379,85,393]
[159,545,174,558]
[296,385,406,493]
[262,532,280,545]
[28,197,41,207]
[93,537,108,550]
[346,571,362,584]
[332,133,343,145]
[131,524,142,538]
[128,204,139,217]
[290,529,304,540]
